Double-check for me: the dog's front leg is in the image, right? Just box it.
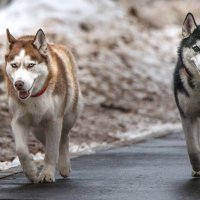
[182,117,200,177]
[11,119,38,183]
[39,119,62,183]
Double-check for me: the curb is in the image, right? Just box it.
[0,165,22,179]
[93,123,182,152]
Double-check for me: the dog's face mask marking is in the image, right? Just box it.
[181,13,200,73]
[191,42,200,71]
[183,41,200,72]
[5,29,49,100]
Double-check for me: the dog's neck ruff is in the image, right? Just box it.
[31,82,48,98]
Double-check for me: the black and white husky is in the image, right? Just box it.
[174,13,200,177]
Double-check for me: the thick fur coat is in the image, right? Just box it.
[3,29,83,183]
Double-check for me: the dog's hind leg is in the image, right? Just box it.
[182,117,200,177]
[58,114,76,178]
[59,132,71,178]
[11,119,38,183]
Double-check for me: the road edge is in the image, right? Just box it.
[0,123,182,179]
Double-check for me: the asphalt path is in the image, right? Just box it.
[0,132,199,200]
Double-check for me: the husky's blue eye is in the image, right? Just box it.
[27,63,35,68]
[192,45,200,52]
[11,63,18,68]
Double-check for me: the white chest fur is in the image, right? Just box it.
[8,93,63,127]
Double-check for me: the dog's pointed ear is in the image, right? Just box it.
[6,28,16,44]
[33,29,48,55]
[182,13,197,38]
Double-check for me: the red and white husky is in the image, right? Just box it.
[3,29,83,183]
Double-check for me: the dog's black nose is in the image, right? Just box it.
[15,80,24,91]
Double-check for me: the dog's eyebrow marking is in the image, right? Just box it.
[13,49,25,61]
[12,49,31,64]
[191,41,200,52]
[192,45,200,52]
[19,49,26,59]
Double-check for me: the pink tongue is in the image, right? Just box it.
[19,91,30,99]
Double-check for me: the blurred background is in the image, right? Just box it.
[0,0,198,165]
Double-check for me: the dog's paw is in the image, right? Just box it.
[58,159,71,178]
[30,176,39,184]
[24,167,39,183]
[39,167,55,183]
[59,165,71,178]
[192,170,200,177]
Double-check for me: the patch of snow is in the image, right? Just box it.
[33,152,44,161]
[0,156,19,170]
[109,123,182,142]
[0,0,117,35]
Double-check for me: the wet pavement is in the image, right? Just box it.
[0,132,199,200]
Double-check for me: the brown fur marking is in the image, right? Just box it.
[52,50,68,116]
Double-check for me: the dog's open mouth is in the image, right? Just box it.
[17,79,36,100]
[18,90,30,99]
